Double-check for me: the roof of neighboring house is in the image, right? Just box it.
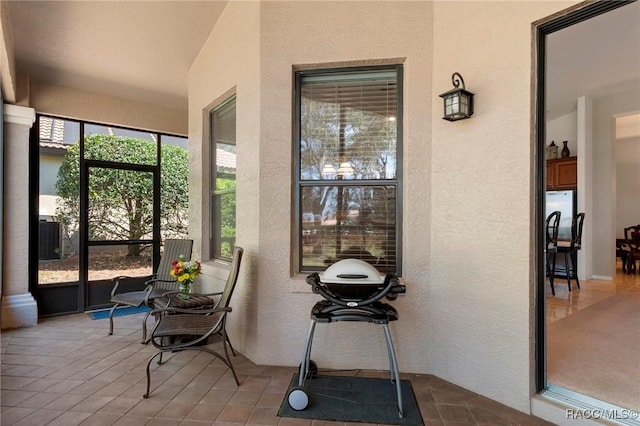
[40,142,69,150]
[39,141,69,157]
[39,117,66,143]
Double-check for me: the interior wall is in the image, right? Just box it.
[431,0,578,413]
[28,80,187,135]
[615,135,640,236]
[591,89,640,279]
[547,112,577,157]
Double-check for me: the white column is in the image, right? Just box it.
[576,96,593,281]
[2,104,37,328]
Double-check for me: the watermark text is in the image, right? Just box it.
[566,408,639,421]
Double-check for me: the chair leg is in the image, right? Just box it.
[108,303,120,335]
[143,351,164,398]
[548,252,556,296]
[563,252,572,292]
[571,251,580,289]
[218,340,240,386]
[225,334,237,356]
[141,309,159,344]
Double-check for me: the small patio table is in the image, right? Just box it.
[142,293,216,343]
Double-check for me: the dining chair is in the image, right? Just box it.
[622,225,640,274]
[557,212,585,291]
[545,211,561,295]
[108,239,193,335]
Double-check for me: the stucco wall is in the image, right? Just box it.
[256,0,433,373]
[28,80,187,135]
[187,1,262,355]
[431,0,578,412]
[0,0,17,103]
[188,0,588,414]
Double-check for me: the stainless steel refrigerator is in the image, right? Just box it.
[546,190,576,240]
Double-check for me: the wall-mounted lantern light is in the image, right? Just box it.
[439,72,474,121]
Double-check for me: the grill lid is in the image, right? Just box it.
[319,259,386,285]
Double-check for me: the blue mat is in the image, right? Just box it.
[278,374,423,425]
[89,306,150,320]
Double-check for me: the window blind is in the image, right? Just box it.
[296,66,402,273]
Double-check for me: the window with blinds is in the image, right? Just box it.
[294,65,403,274]
[210,96,237,261]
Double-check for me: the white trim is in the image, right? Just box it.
[1,293,38,328]
[591,275,613,281]
[3,104,36,127]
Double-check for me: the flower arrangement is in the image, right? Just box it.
[170,255,202,299]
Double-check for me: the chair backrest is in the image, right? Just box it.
[572,213,585,246]
[624,225,640,248]
[546,211,561,248]
[156,239,194,282]
[215,246,244,309]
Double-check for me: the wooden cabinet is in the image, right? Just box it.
[547,157,577,190]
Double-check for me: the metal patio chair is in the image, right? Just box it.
[143,246,244,398]
[107,239,193,335]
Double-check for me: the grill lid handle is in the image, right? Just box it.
[336,273,368,279]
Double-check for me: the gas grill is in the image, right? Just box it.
[287,258,406,417]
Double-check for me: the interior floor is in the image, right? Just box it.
[546,260,640,410]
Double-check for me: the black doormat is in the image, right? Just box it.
[278,374,424,425]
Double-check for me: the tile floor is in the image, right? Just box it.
[1,311,553,426]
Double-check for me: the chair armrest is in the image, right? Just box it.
[195,291,223,298]
[149,306,232,317]
[144,277,173,286]
[111,275,139,297]
[111,274,157,297]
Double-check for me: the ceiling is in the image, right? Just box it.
[546,1,640,120]
[7,1,227,110]
[7,1,640,117]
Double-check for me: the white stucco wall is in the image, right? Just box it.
[28,80,187,135]
[188,1,262,355]
[40,155,61,196]
[256,0,433,373]
[430,0,578,412]
[187,0,590,415]
[190,0,433,377]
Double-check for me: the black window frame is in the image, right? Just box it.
[293,64,404,275]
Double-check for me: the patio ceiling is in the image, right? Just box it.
[5,1,640,120]
[6,1,227,110]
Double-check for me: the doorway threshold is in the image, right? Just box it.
[532,384,640,426]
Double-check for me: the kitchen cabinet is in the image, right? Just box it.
[547,157,577,190]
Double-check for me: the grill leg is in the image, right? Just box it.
[382,324,403,418]
[298,321,317,387]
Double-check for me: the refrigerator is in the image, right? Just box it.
[546,190,576,240]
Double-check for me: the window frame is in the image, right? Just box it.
[293,64,404,275]
[209,96,237,262]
